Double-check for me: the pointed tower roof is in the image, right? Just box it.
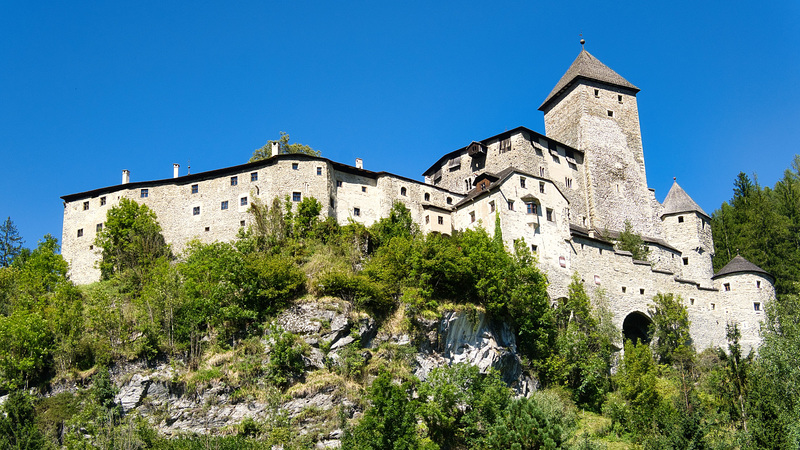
[713,254,772,280]
[539,49,639,111]
[661,181,710,219]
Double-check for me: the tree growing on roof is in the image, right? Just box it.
[250,132,320,162]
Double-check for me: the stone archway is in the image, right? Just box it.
[622,311,652,344]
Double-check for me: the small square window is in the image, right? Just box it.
[539,182,545,193]
[640,288,645,295]
[96,223,103,232]
[438,216,443,225]
[191,184,198,194]
[221,201,228,210]
[193,206,200,216]
[362,186,367,193]
[470,211,476,223]
[240,220,246,227]
[683,257,689,266]
[251,172,258,182]
[230,176,238,186]
[292,192,301,202]
[83,201,89,210]
[520,177,526,188]
[754,302,761,311]
[353,207,361,217]
[508,200,514,211]
[100,196,106,206]
[447,197,452,205]
[336,180,343,187]
[546,208,554,222]
[292,163,299,170]
[678,216,684,223]
[531,244,537,253]
[77,228,83,237]
[401,187,407,196]
[594,89,599,97]
[607,110,614,117]
[622,286,627,293]
[240,197,248,206]
[316,167,322,176]
[205,227,210,232]
[489,201,495,213]
[724,283,731,291]
[710,303,716,310]
[424,193,430,201]
[140,189,149,198]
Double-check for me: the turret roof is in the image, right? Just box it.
[713,255,772,280]
[539,49,639,111]
[661,181,710,219]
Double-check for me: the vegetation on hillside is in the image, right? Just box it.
[0,156,800,447]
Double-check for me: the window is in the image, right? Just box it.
[539,182,545,193]
[221,201,228,210]
[100,196,106,206]
[191,184,198,194]
[83,201,89,210]
[531,244,537,253]
[526,202,537,214]
[552,154,560,163]
[546,208,554,222]
[690,298,695,305]
[240,197,248,206]
[520,177,526,188]
[678,216,685,223]
[724,283,731,291]
[240,220,246,227]
[140,189,149,198]
[400,187,407,196]
[424,193,430,201]
[508,200,514,211]
[77,229,83,237]
[362,186,367,193]
[622,286,627,293]
[96,223,103,232]
[251,172,258,182]
[489,201,495,213]
[499,138,511,153]
[353,207,361,217]
[438,216,444,225]
[330,197,335,208]
[683,257,689,266]
[470,211,475,223]
[447,197,452,205]
[607,110,614,117]
[316,167,322,176]
[425,215,430,224]
[618,94,623,103]
[205,227,210,232]
[756,280,761,288]
[594,89,599,97]
[193,206,200,216]
[292,163,299,170]
[710,303,716,310]
[336,180,343,187]
[292,192,301,202]
[539,167,545,177]
[754,302,761,311]
[565,177,572,188]
[640,288,645,295]
[230,176,238,186]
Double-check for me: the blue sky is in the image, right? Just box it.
[1,1,799,247]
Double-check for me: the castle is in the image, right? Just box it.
[61,48,774,351]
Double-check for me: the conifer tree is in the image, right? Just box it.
[0,217,23,268]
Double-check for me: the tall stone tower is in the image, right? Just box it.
[661,181,714,283]
[539,48,662,238]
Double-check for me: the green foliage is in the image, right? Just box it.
[369,202,419,250]
[0,309,52,389]
[418,364,511,449]
[250,131,321,162]
[244,252,306,317]
[341,371,421,450]
[0,390,47,449]
[95,198,171,281]
[609,341,660,435]
[0,217,23,268]
[266,325,305,388]
[615,219,650,261]
[482,391,577,450]
[317,269,391,313]
[648,293,693,365]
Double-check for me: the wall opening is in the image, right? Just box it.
[622,311,652,344]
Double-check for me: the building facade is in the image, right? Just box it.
[61,49,774,351]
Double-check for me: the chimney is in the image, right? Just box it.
[122,170,130,185]
[270,141,279,157]
[355,158,363,169]
[173,163,180,178]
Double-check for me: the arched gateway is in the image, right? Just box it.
[622,311,652,344]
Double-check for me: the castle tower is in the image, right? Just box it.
[539,48,661,238]
[660,180,714,283]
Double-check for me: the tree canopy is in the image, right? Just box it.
[250,132,320,162]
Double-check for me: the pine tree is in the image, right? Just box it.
[0,217,23,268]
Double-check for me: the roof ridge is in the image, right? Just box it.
[661,181,709,218]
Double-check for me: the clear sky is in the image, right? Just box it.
[2,1,798,248]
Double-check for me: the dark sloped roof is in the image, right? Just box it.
[713,255,772,280]
[539,49,639,111]
[661,181,710,219]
